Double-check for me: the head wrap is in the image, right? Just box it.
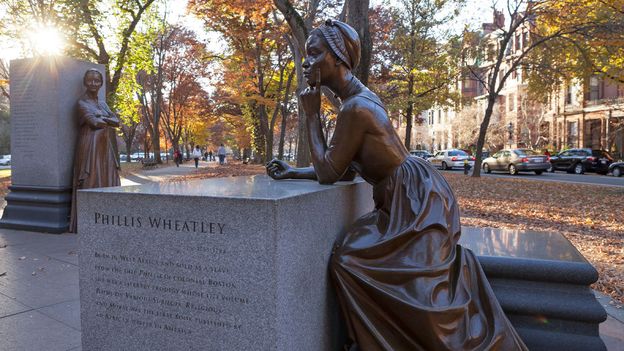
[315,19,361,71]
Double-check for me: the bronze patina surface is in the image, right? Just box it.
[267,20,527,351]
[69,69,120,233]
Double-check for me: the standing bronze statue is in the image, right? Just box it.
[69,69,121,233]
[267,20,527,351]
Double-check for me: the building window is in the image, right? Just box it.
[565,85,573,105]
[487,44,495,61]
[567,121,578,148]
[437,110,441,124]
[589,76,603,101]
[512,69,517,80]
[521,67,527,83]
[515,34,521,51]
[508,94,515,111]
[522,32,529,48]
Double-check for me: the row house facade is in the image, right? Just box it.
[548,77,624,158]
[422,10,624,159]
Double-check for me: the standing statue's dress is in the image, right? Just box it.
[330,91,527,350]
[69,96,120,233]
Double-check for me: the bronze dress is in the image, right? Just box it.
[69,96,120,233]
[329,90,527,350]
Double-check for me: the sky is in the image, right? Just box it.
[0,0,495,63]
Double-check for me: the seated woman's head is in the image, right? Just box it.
[303,20,361,86]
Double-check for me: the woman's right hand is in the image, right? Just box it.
[300,68,321,117]
[94,119,108,128]
[266,159,294,180]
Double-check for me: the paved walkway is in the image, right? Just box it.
[0,160,210,217]
[0,164,623,350]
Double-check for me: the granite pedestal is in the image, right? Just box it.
[0,57,105,233]
[459,227,608,351]
[78,175,373,351]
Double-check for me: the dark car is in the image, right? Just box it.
[609,162,624,177]
[410,150,433,159]
[482,149,549,175]
[549,148,613,174]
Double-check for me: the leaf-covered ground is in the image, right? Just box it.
[0,170,10,207]
[442,173,623,307]
[167,162,268,182]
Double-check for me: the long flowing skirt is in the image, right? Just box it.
[330,157,527,350]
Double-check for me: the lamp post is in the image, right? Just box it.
[507,122,513,148]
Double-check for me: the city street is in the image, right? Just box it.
[440,168,624,187]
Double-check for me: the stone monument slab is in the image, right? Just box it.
[0,57,105,233]
[78,175,373,351]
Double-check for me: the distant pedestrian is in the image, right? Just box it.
[174,149,182,167]
[208,150,213,162]
[203,151,208,161]
[192,145,202,168]
[217,144,226,165]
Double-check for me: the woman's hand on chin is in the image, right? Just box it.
[300,69,321,117]
[266,159,294,180]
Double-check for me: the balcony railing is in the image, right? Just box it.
[585,97,624,107]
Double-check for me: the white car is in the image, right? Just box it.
[0,154,10,166]
[429,149,474,170]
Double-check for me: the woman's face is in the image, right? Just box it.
[302,33,338,87]
[84,72,103,94]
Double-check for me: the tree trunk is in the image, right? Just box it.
[278,68,295,160]
[125,139,133,163]
[472,95,497,177]
[293,49,310,167]
[273,2,313,168]
[404,74,414,150]
[343,0,371,86]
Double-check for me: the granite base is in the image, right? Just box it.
[0,185,72,234]
[78,175,373,351]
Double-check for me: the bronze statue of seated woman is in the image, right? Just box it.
[267,20,527,351]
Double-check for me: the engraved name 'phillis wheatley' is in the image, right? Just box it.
[93,212,226,234]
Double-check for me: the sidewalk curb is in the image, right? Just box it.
[594,290,624,324]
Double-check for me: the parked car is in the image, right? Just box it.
[0,154,11,166]
[410,150,433,159]
[130,152,146,161]
[482,149,549,175]
[549,148,613,174]
[429,149,474,170]
[609,161,624,177]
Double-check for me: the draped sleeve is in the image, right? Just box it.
[77,99,106,129]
